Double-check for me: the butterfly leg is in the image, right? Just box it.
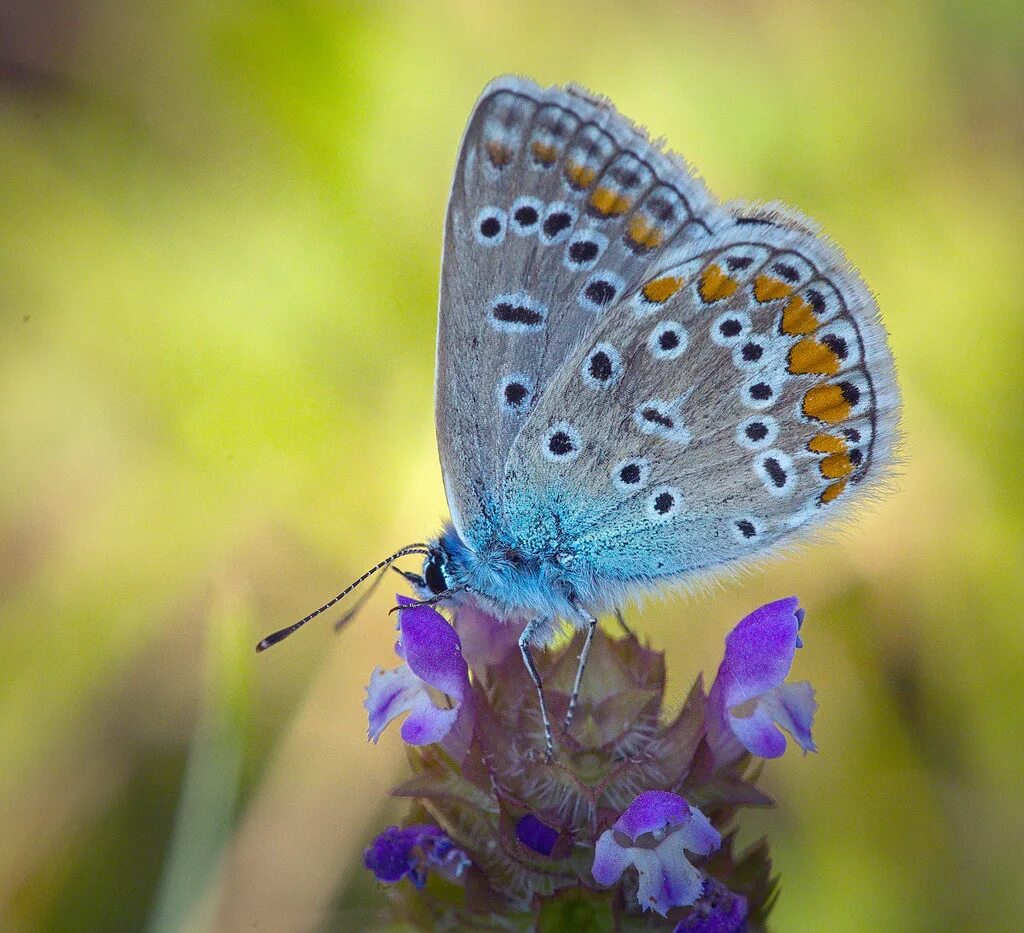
[562,608,598,736]
[614,608,637,640]
[519,618,554,761]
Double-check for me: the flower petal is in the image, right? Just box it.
[515,814,559,856]
[613,790,692,841]
[633,833,705,915]
[675,804,721,857]
[452,603,523,671]
[399,688,460,746]
[396,595,469,700]
[364,824,469,888]
[728,700,787,758]
[675,878,749,932]
[591,829,632,885]
[718,596,802,710]
[761,680,817,753]
[364,664,423,743]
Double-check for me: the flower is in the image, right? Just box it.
[707,596,817,764]
[364,595,473,759]
[592,790,721,916]
[364,824,470,889]
[674,877,749,932]
[515,814,559,856]
[358,603,798,928]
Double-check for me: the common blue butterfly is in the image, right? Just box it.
[258,76,900,760]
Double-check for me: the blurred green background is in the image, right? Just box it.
[1,1,1021,930]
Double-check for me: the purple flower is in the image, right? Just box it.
[364,595,473,759]
[707,597,817,764]
[675,878,748,932]
[364,824,470,889]
[515,814,559,856]
[592,791,720,916]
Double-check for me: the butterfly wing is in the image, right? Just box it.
[501,206,900,586]
[436,76,729,548]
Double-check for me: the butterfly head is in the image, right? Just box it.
[395,525,473,601]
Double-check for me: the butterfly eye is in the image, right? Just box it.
[645,485,682,523]
[474,206,507,246]
[542,422,582,463]
[423,554,448,594]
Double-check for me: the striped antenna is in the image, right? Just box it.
[255,545,430,652]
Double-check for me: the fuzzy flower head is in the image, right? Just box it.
[708,596,817,766]
[359,598,805,928]
[364,824,470,890]
[592,791,720,916]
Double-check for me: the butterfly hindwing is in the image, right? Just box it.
[436,76,729,548]
[501,209,899,586]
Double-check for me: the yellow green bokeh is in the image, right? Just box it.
[1,2,1021,930]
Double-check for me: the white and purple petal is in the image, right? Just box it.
[364,597,474,754]
[365,664,425,743]
[718,596,802,710]
[395,594,470,700]
[633,833,707,916]
[592,792,720,916]
[707,597,816,762]
[614,789,692,840]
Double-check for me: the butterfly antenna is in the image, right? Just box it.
[256,545,430,652]
[331,562,403,633]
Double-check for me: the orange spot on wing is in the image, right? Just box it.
[788,338,842,375]
[698,264,739,303]
[820,452,855,479]
[642,275,684,303]
[627,214,664,250]
[589,186,633,217]
[530,141,559,165]
[808,433,846,454]
[781,295,820,335]
[754,275,794,303]
[802,384,852,424]
[486,141,514,167]
[820,479,847,504]
[565,161,597,189]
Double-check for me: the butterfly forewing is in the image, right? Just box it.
[436,76,729,548]
[501,213,899,584]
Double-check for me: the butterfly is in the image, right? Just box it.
[258,76,900,760]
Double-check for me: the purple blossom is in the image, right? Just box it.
[592,790,720,916]
[515,814,559,856]
[675,878,749,932]
[707,597,817,764]
[364,595,473,759]
[364,824,470,889]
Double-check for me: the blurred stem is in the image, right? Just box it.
[146,583,253,933]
